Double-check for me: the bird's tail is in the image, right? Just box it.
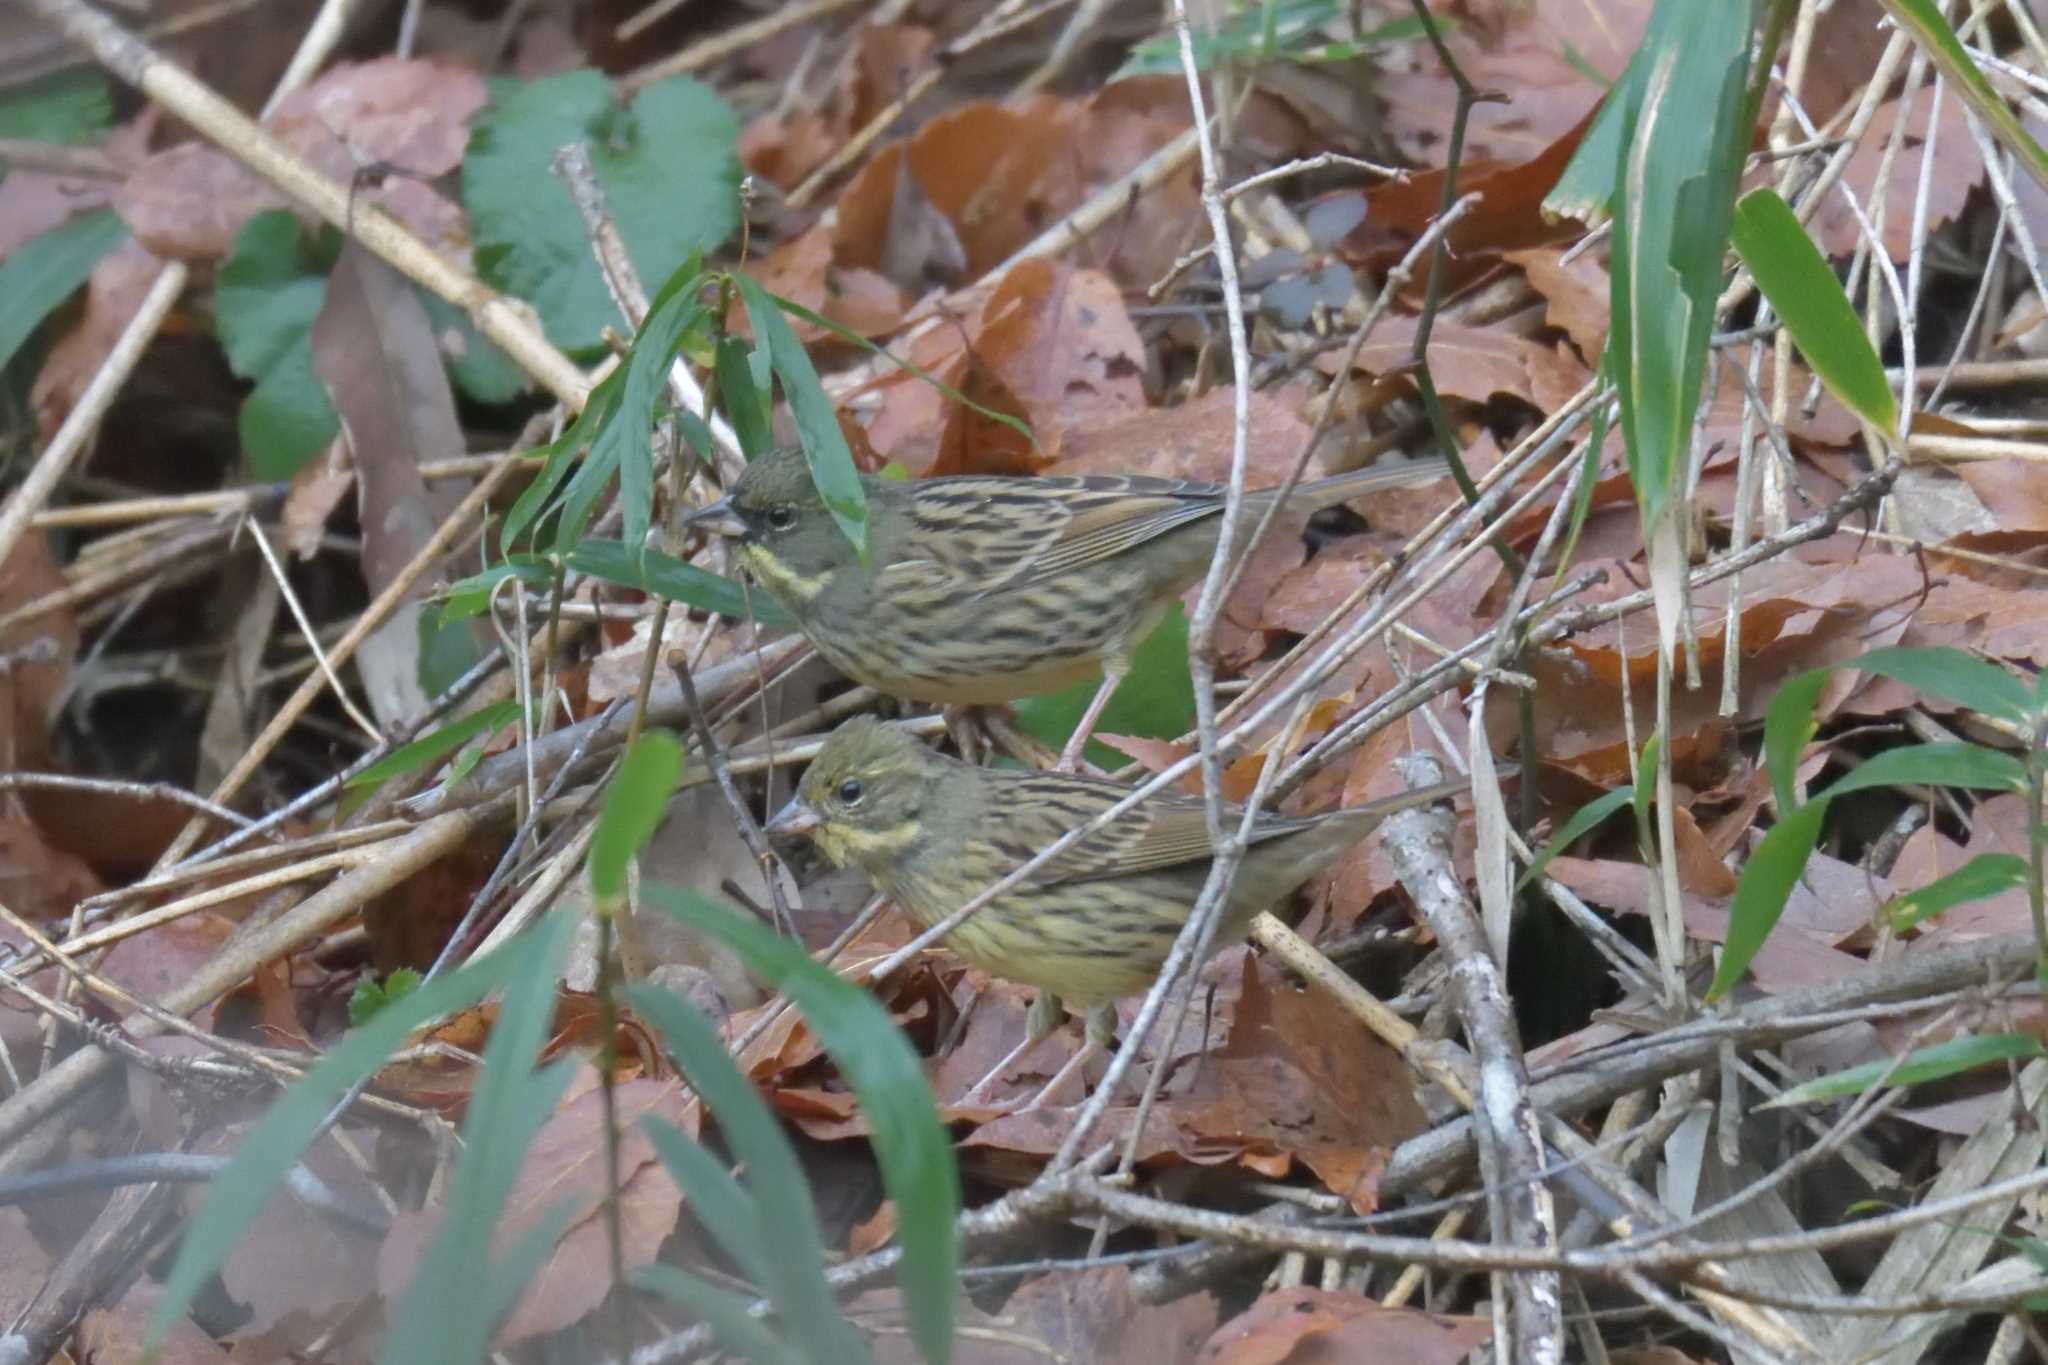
[1294,457,1454,512]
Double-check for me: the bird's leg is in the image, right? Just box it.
[1018,1002,1118,1111]
[961,990,1066,1104]
[1054,664,1127,773]
[942,704,986,765]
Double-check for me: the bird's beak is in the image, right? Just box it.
[766,797,821,839]
[684,497,748,539]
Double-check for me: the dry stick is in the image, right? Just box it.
[0,773,258,838]
[618,0,868,76]
[1385,758,1565,1364]
[0,264,185,581]
[1028,0,1269,1186]
[786,66,942,209]
[0,809,483,1172]
[0,510,233,642]
[153,457,523,866]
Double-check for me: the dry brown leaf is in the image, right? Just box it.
[374,1078,693,1344]
[311,241,472,728]
[78,1279,230,1365]
[923,259,1146,473]
[1048,386,1312,486]
[1319,314,1593,411]
[115,58,484,261]
[29,234,171,438]
[1374,0,1642,166]
[1807,82,1982,261]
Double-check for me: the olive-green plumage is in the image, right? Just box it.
[767,716,1466,1038]
[692,446,1449,707]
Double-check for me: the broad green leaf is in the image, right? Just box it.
[217,211,342,478]
[416,607,482,701]
[734,276,868,560]
[1888,853,2028,932]
[0,70,110,146]
[464,71,739,354]
[1709,798,1827,1000]
[417,289,527,405]
[629,983,875,1364]
[152,915,573,1349]
[1767,1032,2046,1107]
[347,967,422,1026]
[642,886,957,1365]
[1731,188,1896,433]
[566,538,790,625]
[1014,603,1197,772]
[346,700,523,790]
[1519,785,1633,890]
[589,732,683,899]
[0,209,127,375]
[1851,645,2034,725]
[384,915,580,1365]
[1819,742,2026,800]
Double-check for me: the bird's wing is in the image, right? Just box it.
[983,771,1318,884]
[899,475,1224,594]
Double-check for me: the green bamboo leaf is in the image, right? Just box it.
[1519,785,1633,890]
[734,274,868,561]
[1851,645,2034,725]
[1877,0,2048,195]
[152,916,574,1350]
[1709,799,1827,1000]
[642,885,957,1365]
[1730,188,1896,433]
[0,208,127,374]
[589,732,683,899]
[1819,742,2027,800]
[566,538,789,625]
[629,984,875,1364]
[632,1266,806,1365]
[346,701,523,791]
[1606,0,1754,534]
[768,292,1037,449]
[383,916,581,1365]
[436,556,558,627]
[1767,1032,2046,1107]
[715,333,773,459]
[1887,852,2028,932]
[1762,666,1832,815]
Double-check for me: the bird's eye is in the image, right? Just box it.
[766,505,797,531]
[836,778,865,807]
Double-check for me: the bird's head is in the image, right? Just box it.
[687,446,857,603]
[766,716,937,874]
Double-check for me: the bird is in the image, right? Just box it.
[764,715,1468,1106]
[689,445,1449,770]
